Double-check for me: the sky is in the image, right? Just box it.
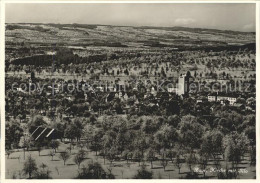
[6,3,256,32]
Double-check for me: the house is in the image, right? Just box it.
[123,93,129,101]
[156,92,169,101]
[118,91,123,98]
[105,92,116,102]
[168,87,178,93]
[217,96,237,105]
[151,87,157,96]
[196,96,208,103]
[123,105,131,114]
[30,126,62,141]
[84,93,88,100]
[66,94,75,101]
[208,95,217,102]
[208,93,237,105]
[246,106,253,111]
[135,99,139,105]
[233,103,245,110]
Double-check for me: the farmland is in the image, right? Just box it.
[5,23,256,179]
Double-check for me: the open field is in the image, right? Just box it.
[6,142,256,179]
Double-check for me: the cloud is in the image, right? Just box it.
[175,18,196,26]
[242,24,255,32]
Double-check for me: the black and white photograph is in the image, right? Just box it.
[4,2,256,179]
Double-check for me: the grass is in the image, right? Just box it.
[6,142,255,179]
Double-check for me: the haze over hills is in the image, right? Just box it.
[6,23,255,51]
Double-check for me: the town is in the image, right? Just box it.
[5,22,256,179]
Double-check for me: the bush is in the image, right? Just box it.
[76,162,114,179]
[23,155,38,179]
[180,172,200,179]
[133,165,153,179]
[34,169,52,179]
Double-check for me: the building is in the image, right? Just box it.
[178,73,186,95]
[217,96,237,105]
[208,93,238,105]
[177,72,193,95]
[168,87,178,93]
[30,126,62,141]
[233,103,245,110]
[151,87,157,96]
[197,96,208,103]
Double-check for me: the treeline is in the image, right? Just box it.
[6,24,50,33]
[11,55,54,66]
[138,26,255,35]
[10,49,108,66]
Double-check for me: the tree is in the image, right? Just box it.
[217,166,238,179]
[74,150,87,169]
[65,125,79,151]
[200,130,224,160]
[74,154,84,169]
[76,162,114,179]
[122,150,132,164]
[73,118,84,141]
[6,120,24,149]
[175,153,183,174]
[50,141,60,153]
[197,154,209,178]
[78,149,87,158]
[194,71,197,78]
[154,124,178,150]
[77,141,85,150]
[21,136,31,160]
[179,115,204,150]
[167,115,180,128]
[141,117,159,134]
[223,132,250,168]
[106,166,115,179]
[59,151,71,166]
[39,163,47,170]
[34,168,52,179]
[166,100,180,116]
[90,129,103,155]
[216,111,243,133]
[185,152,198,173]
[49,151,55,161]
[133,150,143,167]
[236,97,246,105]
[6,150,13,159]
[161,67,166,77]
[107,147,117,166]
[65,119,84,142]
[133,165,153,179]
[124,69,129,75]
[23,155,38,179]
[146,148,156,169]
[166,149,177,163]
[134,134,147,157]
[28,115,47,128]
[115,127,128,153]
[35,141,43,156]
[160,158,168,172]
[249,146,256,165]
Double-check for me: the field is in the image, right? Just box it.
[6,142,256,179]
[5,23,256,179]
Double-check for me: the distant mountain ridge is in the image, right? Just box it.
[5,23,255,50]
[6,22,255,33]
